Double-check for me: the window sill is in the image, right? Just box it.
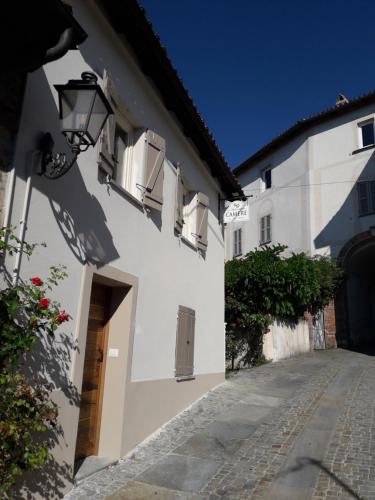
[180,235,198,251]
[259,241,271,246]
[176,375,195,382]
[110,180,144,211]
[352,144,375,155]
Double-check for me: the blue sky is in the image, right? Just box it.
[140,0,375,168]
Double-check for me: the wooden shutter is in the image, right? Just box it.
[260,217,265,244]
[266,215,271,242]
[370,181,375,213]
[357,182,369,215]
[97,72,116,176]
[196,192,209,251]
[143,130,166,211]
[175,306,195,377]
[175,166,184,233]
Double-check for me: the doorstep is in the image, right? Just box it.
[74,455,118,485]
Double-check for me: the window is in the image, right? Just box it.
[175,306,195,379]
[174,167,209,251]
[357,181,375,216]
[359,120,375,148]
[114,123,132,193]
[260,214,271,244]
[182,185,197,245]
[261,167,272,191]
[98,72,165,211]
[233,228,242,257]
[264,169,272,189]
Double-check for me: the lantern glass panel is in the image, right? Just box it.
[60,88,96,134]
[86,92,109,143]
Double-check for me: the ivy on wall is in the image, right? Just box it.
[225,245,342,370]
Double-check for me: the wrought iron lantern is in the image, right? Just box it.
[38,72,113,179]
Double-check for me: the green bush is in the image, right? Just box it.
[0,227,70,496]
[225,245,342,369]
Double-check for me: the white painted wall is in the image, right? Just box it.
[227,104,375,261]
[262,320,310,362]
[10,1,225,383]
[7,3,227,494]
[226,102,375,361]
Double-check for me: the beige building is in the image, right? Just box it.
[3,1,241,496]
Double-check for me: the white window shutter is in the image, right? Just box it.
[175,166,184,233]
[143,130,166,211]
[196,192,209,251]
[97,72,116,176]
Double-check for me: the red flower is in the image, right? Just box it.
[39,298,50,309]
[57,311,70,324]
[31,277,43,286]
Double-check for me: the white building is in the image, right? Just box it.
[226,92,375,354]
[2,1,241,496]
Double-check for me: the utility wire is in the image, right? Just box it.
[242,178,374,194]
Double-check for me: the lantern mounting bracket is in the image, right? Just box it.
[36,72,113,180]
[37,132,84,180]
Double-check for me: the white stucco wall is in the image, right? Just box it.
[227,103,375,261]
[262,320,311,362]
[7,2,228,494]
[10,1,225,382]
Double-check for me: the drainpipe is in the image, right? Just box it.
[2,166,16,231]
[42,27,75,65]
[12,174,32,285]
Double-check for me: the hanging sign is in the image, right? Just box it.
[224,199,249,223]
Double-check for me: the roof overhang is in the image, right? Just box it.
[235,90,375,176]
[3,0,87,72]
[97,0,242,199]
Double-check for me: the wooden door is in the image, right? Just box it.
[75,283,111,461]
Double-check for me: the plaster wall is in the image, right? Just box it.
[227,104,375,261]
[8,2,226,495]
[263,320,310,362]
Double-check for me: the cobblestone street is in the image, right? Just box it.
[65,349,375,499]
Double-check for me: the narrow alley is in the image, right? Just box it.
[66,349,375,500]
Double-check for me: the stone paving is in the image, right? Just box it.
[65,349,375,499]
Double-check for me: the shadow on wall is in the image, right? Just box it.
[16,67,120,268]
[12,330,79,499]
[46,167,120,267]
[314,149,375,255]
[314,150,375,350]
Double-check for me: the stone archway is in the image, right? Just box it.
[336,228,375,349]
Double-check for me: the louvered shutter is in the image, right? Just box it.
[175,306,195,377]
[266,215,271,242]
[196,192,209,251]
[260,217,265,244]
[357,182,369,215]
[143,130,165,211]
[370,181,375,213]
[97,73,116,176]
[175,166,184,233]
